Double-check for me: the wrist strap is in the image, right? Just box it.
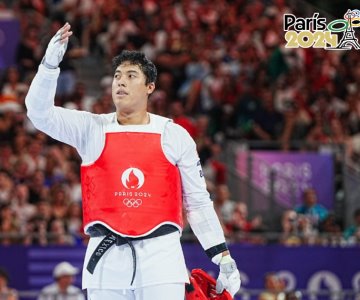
[205,243,228,259]
[41,57,57,69]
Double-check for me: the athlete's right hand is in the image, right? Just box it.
[42,22,73,69]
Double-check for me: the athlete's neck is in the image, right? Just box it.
[117,111,149,125]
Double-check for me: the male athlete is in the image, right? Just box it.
[25,23,240,300]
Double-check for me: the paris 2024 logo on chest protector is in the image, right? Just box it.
[121,168,145,189]
[115,167,151,208]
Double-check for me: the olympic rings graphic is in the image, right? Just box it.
[123,198,142,208]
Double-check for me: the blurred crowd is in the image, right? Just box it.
[197,183,360,247]
[0,0,360,247]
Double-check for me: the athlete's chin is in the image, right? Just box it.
[115,104,135,115]
[113,94,129,102]
[113,98,130,108]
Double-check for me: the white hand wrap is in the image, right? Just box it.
[216,255,241,298]
[42,28,68,69]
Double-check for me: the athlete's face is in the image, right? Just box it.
[112,62,155,113]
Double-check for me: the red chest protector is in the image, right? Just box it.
[81,130,183,237]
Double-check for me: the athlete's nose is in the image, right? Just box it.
[118,78,126,87]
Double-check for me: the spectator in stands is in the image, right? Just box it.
[194,115,212,161]
[319,213,342,237]
[281,208,331,246]
[213,184,236,225]
[294,188,328,232]
[285,291,302,300]
[197,62,229,113]
[155,72,177,108]
[66,82,96,111]
[343,208,360,244]
[305,112,331,145]
[35,200,52,223]
[23,139,46,175]
[230,82,261,139]
[284,89,314,141]
[38,261,84,300]
[64,164,82,204]
[16,24,42,77]
[0,204,19,245]
[178,50,210,103]
[27,170,49,205]
[0,143,15,174]
[231,202,263,233]
[26,214,48,246]
[147,90,168,116]
[170,100,197,138]
[43,147,67,187]
[0,170,13,204]
[12,132,28,156]
[0,114,16,152]
[10,183,36,233]
[258,272,286,300]
[65,202,83,244]
[50,185,69,219]
[23,200,52,245]
[213,184,235,237]
[0,67,28,104]
[48,218,74,245]
[253,89,285,142]
[280,210,302,246]
[0,267,18,300]
[202,143,227,186]
[231,202,264,244]
[346,94,360,136]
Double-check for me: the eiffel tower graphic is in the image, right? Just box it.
[336,10,360,50]
[336,26,360,50]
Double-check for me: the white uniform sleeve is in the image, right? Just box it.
[163,123,226,251]
[25,64,96,157]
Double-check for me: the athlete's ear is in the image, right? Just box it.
[147,82,155,95]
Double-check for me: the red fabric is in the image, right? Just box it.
[81,132,183,236]
[174,116,197,138]
[211,160,226,184]
[186,269,232,300]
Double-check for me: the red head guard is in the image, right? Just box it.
[185,269,232,300]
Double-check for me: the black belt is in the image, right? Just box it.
[86,224,178,285]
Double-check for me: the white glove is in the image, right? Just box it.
[216,255,241,298]
[42,23,71,69]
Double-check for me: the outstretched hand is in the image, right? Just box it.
[42,22,73,69]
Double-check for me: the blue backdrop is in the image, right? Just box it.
[0,19,20,71]
[1,244,359,298]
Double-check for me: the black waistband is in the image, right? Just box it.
[86,224,179,284]
[87,224,178,240]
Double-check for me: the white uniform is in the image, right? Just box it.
[25,65,226,292]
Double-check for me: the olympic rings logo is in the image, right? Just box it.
[123,198,142,208]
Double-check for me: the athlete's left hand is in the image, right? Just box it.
[216,255,241,298]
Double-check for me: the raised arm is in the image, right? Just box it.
[25,23,92,157]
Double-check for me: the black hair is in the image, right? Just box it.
[112,50,157,85]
